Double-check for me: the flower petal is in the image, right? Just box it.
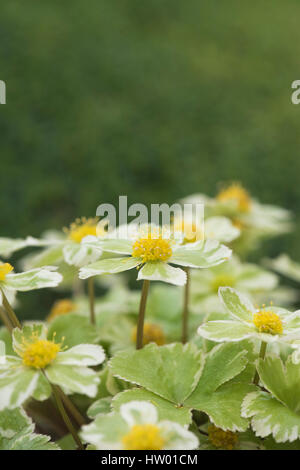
[219,287,254,323]
[79,257,141,279]
[120,401,158,427]
[54,344,105,367]
[4,268,62,292]
[171,240,231,269]
[198,320,254,342]
[45,364,100,397]
[137,262,187,286]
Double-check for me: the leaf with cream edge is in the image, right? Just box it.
[0,407,33,438]
[110,343,204,405]
[110,342,255,432]
[242,355,300,442]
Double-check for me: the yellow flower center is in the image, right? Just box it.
[211,274,235,293]
[47,299,76,321]
[174,220,203,244]
[21,339,61,369]
[253,310,283,335]
[132,236,172,263]
[131,322,166,346]
[65,217,100,243]
[0,263,13,281]
[217,183,251,213]
[122,424,165,450]
[208,425,238,450]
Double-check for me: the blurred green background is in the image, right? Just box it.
[1,1,300,319]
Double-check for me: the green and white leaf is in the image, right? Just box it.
[242,391,300,442]
[110,343,203,405]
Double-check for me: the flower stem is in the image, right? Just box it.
[182,267,190,344]
[51,383,85,450]
[0,289,21,329]
[0,306,13,332]
[87,277,96,325]
[136,280,150,350]
[58,387,86,427]
[253,341,267,386]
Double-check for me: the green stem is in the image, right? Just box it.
[51,383,84,450]
[182,267,190,344]
[87,277,96,325]
[136,280,150,350]
[58,388,87,427]
[1,289,21,329]
[0,306,13,332]
[253,341,267,386]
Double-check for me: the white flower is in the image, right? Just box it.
[80,400,198,450]
[0,324,105,410]
[78,224,231,287]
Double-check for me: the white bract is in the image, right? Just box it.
[191,255,278,313]
[0,262,63,304]
[0,324,105,410]
[78,224,232,286]
[80,400,198,450]
[198,287,300,345]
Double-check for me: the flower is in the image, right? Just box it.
[80,400,198,450]
[78,224,231,286]
[47,299,77,322]
[198,287,300,345]
[181,184,292,254]
[173,214,240,244]
[131,322,166,346]
[207,424,238,450]
[0,262,62,303]
[191,255,278,313]
[22,218,107,272]
[0,324,105,410]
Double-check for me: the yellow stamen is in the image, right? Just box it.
[173,220,203,243]
[0,263,13,281]
[131,322,166,346]
[132,235,172,263]
[47,299,76,322]
[64,217,100,243]
[217,183,251,213]
[122,424,165,450]
[253,309,283,335]
[20,336,61,369]
[211,274,235,293]
[208,425,238,450]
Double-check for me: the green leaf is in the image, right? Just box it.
[110,343,203,405]
[242,391,300,442]
[257,355,300,413]
[112,389,191,426]
[0,407,33,438]
[87,397,112,418]
[188,343,249,395]
[0,430,60,450]
[47,314,99,348]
